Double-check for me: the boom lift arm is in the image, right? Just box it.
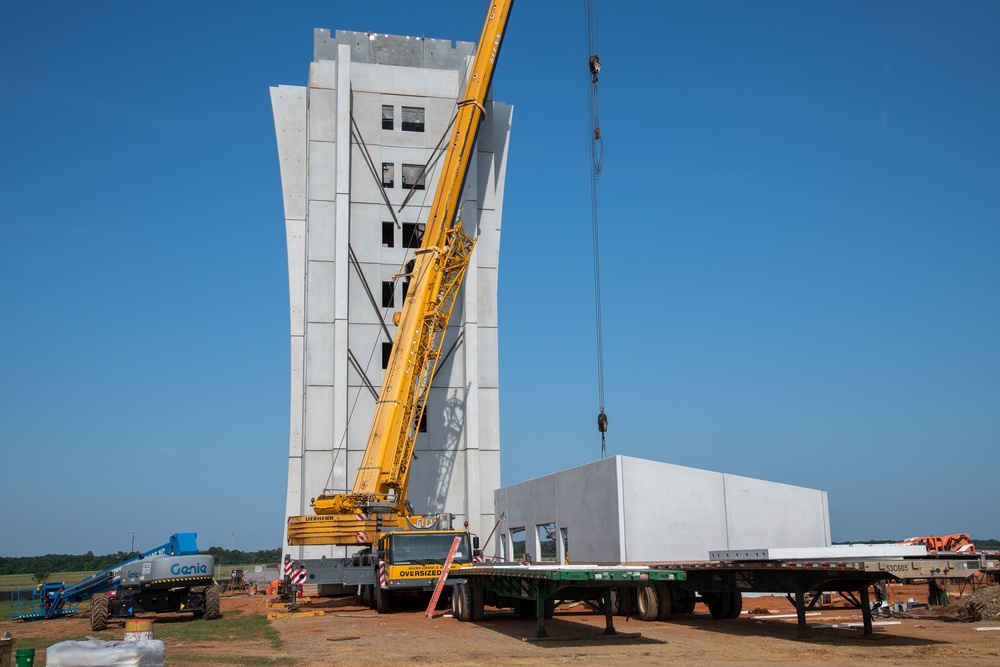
[287,0,514,547]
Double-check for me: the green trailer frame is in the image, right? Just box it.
[450,564,686,637]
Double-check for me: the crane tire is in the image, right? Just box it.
[203,585,222,620]
[470,583,485,622]
[375,584,392,614]
[90,593,109,631]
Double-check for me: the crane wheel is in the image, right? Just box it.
[90,593,109,631]
[375,584,392,614]
[203,585,222,620]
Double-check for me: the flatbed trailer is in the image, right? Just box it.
[647,553,998,638]
[449,564,686,637]
[450,554,997,639]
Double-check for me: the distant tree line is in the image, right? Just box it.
[0,547,282,576]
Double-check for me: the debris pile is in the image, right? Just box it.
[956,586,1000,622]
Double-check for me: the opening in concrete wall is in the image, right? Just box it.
[382,163,394,188]
[403,223,425,248]
[381,281,394,308]
[402,164,425,191]
[559,527,568,565]
[510,527,525,562]
[401,106,425,132]
[536,523,557,562]
[382,104,393,130]
[382,342,392,369]
[382,221,394,247]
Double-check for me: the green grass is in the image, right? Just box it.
[0,571,99,593]
[154,610,282,650]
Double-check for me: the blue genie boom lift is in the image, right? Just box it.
[9,533,221,628]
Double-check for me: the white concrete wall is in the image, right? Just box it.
[494,456,831,564]
[273,31,510,560]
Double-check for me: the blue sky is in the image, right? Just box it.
[1,1,997,557]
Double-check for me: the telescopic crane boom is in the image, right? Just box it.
[287,0,514,547]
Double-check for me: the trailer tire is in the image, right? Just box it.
[655,584,673,621]
[375,584,392,614]
[203,585,222,620]
[706,592,732,620]
[726,591,742,619]
[90,593,109,631]
[636,586,659,621]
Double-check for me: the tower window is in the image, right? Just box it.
[402,223,425,249]
[382,221,394,248]
[402,164,425,191]
[381,281,395,308]
[401,106,425,132]
[382,163,394,188]
[382,105,394,130]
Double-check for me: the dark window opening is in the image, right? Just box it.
[382,222,394,248]
[402,164,425,191]
[381,281,394,308]
[382,342,393,370]
[381,163,394,189]
[382,105,394,130]
[401,276,411,302]
[402,223,425,249]
[401,106,425,132]
[418,410,427,433]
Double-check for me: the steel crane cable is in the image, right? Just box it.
[586,0,609,459]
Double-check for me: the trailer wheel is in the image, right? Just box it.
[636,586,659,621]
[610,587,633,616]
[90,593,109,631]
[655,583,673,622]
[706,592,732,619]
[203,585,222,620]
[375,584,392,614]
[726,591,742,619]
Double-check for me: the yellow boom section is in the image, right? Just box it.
[288,0,513,547]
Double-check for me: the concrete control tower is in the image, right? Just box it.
[270,29,512,560]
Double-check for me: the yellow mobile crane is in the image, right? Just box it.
[285,0,513,611]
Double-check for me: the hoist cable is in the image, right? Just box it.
[585,0,609,459]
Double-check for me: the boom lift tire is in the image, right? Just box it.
[90,593,109,631]
[636,586,659,621]
[203,585,222,620]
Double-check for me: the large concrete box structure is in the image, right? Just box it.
[494,456,831,563]
[271,30,512,559]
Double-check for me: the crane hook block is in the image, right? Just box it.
[597,410,608,433]
[589,55,601,82]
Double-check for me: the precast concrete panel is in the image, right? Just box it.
[309,88,338,142]
[351,62,462,98]
[476,268,499,331]
[477,327,499,388]
[619,457,729,562]
[288,335,304,458]
[270,86,307,221]
[304,321,335,385]
[478,389,500,450]
[304,385,335,450]
[408,449,467,517]
[308,60,337,90]
[285,219,305,336]
[308,141,337,202]
[723,474,832,549]
[346,262,384,326]
[306,201,337,262]
[306,262,336,324]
